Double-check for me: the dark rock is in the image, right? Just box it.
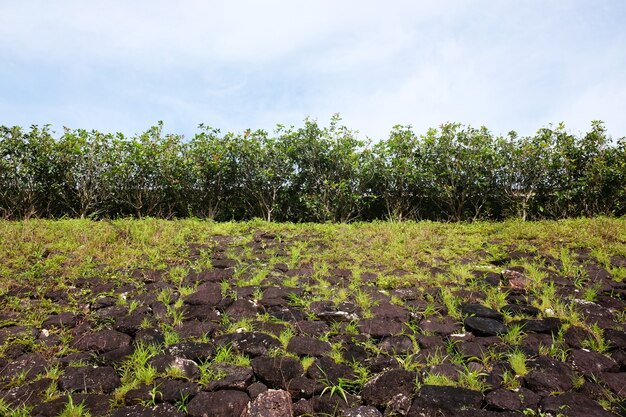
[216,332,281,357]
[252,356,304,389]
[461,304,503,321]
[419,316,461,335]
[379,335,414,355]
[242,389,293,417]
[358,319,404,337]
[98,345,134,365]
[206,364,254,391]
[149,354,200,379]
[153,378,200,403]
[115,312,150,336]
[564,325,593,349]
[183,282,222,306]
[343,405,383,417]
[135,328,165,346]
[312,391,360,415]
[501,303,540,317]
[568,349,619,377]
[416,335,446,350]
[599,372,626,396]
[187,390,249,417]
[287,336,331,357]
[293,398,315,416]
[605,329,626,349]
[384,392,412,417]
[287,376,323,400]
[524,356,574,395]
[464,316,507,336]
[31,394,112,416]
[72,329,132,352]
[226,299,262,319]
[484,387,540,412]
[248,381,268,400]
[164,342,214,362]
[362,369,417,408]
[59,366,121,393]
[372,303,410,321]
[427,364,462,382]
[174,321,217,339]
[0,377,52,407]
[411,385,483,411]
[42,312,80,329]
[307,357,355,385]
[540,392,615,417]
[0,326,38,344]
[111,403,185,417]
[181,304,221,322]
[365,355,401,373]
[295,320,329,337]
[0,352,48,380]
[515,317,562,334]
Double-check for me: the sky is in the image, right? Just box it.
[1,1,625,141]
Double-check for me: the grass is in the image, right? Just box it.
[0,217,625,414]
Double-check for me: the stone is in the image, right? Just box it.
[248,381,268,400]
[242,389,293,417]
[362,369,417,408]
[307,357,355,385]
[461,304,503,321]
[567,349,619,377]
[540,392,615,417]
[216,332,281,357]
[501,303,540,317]
[59,366,121,394]
[564,325,593,349]
[524,356,574,396]
[598,372,626,396]
[358,319,404,337]
[187,390,250,417]
[515,317,562,334]
[0,352,48,380]
[164,342,214,362]
[226,299,262,319]
[484,387,540,412]
[383,392,412,417]
[72,329,132,353]
[343,406,383,417]
[110,403,185,417]
[183,282,222,306]
[149,355,200,380]
[174,321,217,339]
[42,312,80,329]
[206,364,254,391]
[411,385,483,411]
[31,394,112,416]
[419,317,461,335]
[379,335,414,355]
[464,316,507,336]
[135,328,165,346]
[294,320,329,337]
[252,356,304,389]
[287,336,332,357]
[287,376,323,400]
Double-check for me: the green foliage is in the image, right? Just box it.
[1,119,625,221]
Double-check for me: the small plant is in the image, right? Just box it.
[501,323,525,346]
[501,369,521,390]
[422,372,456,387]
[581,323,610,353]
[508,349,528,376]
[59,395,91,417]
[457,365,488,392]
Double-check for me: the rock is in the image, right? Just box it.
[287,376,323,400]
[484,387,540,412]
[252,356,304,389]
[605,329,626,349]
[149,355,200,380]
[0,352,48,380]
[164,342,214,362]
[216,332,281,357]
[0,378,52,407]
[524,356,574,395]
[72,329,132,352]
[42,312,80,329]
[31,394,112,416]
[464,316,507,336]
[135,328,165,346]
[292,398,315,416]
[187,390,250,417]
[461,304,503,321]
[115,312,149,336]
[372,303,410,321]
[419,317,461,335]
[174,321,217,339]
[362,369,417,407]
[153,378,199,403]
[598,372,626,396]
[242,389,293,417]
[515,317,562,334]
[358,319,404,337]
[564,325,593,349]
[110,403,185,417]
[502,270,531,290]
[248,381,268,400]
[540,392,615,417]
[411,385,483,411]
[295,321,329,337]
[226,299,262,319]
[207,364,254,391]
[384,392,412,417]
[287,336,331,357]
[182,304,221,322]
[567,349,619,377]
[343,406,383,417]
[307,357,355,385]
[379,336,414,355]
[183,282,222,306]
[59,366,121,394]
[501,303,540,317]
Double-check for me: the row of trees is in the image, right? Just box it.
[1,116,624,222]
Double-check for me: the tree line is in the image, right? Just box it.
[1,116,624,222]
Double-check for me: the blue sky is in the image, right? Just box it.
[1,1,625,141]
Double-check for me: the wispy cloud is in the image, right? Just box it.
[1,1,625,139]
